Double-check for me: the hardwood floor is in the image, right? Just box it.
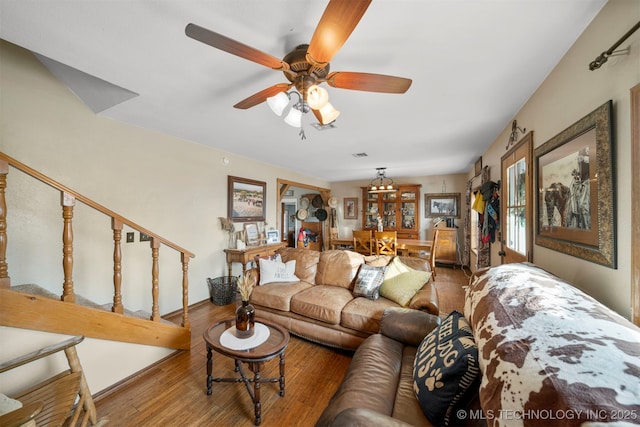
[94,265,470,426]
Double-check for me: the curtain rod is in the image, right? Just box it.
[589,20,640,70]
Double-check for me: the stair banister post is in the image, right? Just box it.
[112,218,124,314]
[61,191,76,302]
[0,160,9,288]
[150,237,160,321]
[181,252,190,328]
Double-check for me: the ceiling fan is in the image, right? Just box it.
[185,0,412,125]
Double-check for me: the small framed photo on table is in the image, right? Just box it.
[244,223,260,246]
[266,230,280,244]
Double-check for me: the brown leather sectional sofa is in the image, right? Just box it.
[250,247,439,351]
[316,263,640,426]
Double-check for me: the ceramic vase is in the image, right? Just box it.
[235,300,255,338]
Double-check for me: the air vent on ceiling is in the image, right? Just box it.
[352,152,368,158]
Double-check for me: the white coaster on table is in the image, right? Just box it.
[220,322,270,350]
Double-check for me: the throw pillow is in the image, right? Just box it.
[259,258,299,285]
[413,311,480,426]
[352,264,386,300]
[379,257,431,306]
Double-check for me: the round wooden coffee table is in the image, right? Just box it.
[203,318,290,426]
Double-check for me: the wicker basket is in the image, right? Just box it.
[207,276,238,306]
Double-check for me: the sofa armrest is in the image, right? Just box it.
[379,307,440,347]
[408,281,439,315]
[329,408,415,427]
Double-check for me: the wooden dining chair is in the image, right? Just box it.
[406,230,439,279]
[428,229,440,279]
[374,231,397,256]
[353,230,373,256]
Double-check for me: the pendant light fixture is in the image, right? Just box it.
[368,167,398,193]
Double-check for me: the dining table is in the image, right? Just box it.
[329,237,433,255]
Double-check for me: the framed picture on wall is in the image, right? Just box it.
[425,193,461,218]
[228,176,266,222]
[535,100,615,268]
[344,198,358,219]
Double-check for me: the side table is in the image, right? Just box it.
[203,318,290,425]
[223,242,287,277]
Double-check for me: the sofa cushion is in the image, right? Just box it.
[352,264,386,300]
[258,258,298,285]
[316,250,365,289]
[364,254,393,267]
[413,311,480,426]
[290,285,353,324]
[341,297,398,334]
[314,333,405,426]
[277,247,320,284]
[250,280,312,312]
[380,257,431,307]
[393,346,428,425]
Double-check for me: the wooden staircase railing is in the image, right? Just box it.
[0,151,195,349]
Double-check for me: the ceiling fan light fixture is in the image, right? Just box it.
[266,92,290,116]
[313,102,340,125]
[306,85,329,109]
[284,106,303,128]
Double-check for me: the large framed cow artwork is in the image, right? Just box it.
[535,100,615,268]
[425,193,461,219]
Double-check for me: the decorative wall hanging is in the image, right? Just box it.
[344,198,358,220]
[535,100,616,268]
[425,193,461,218]
[228,176,266,222]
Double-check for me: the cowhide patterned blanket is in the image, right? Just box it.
[465,263,640,427]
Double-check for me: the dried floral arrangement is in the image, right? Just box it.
[218,217,236,247]
[219,217,235,233]
[237,270,256,302]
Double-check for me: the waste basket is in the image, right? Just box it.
[207,276,237,306]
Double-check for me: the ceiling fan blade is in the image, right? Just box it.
[186,23,287,70]
[326,72,412,93]
[233,83,291,109]
[306,0,372,67]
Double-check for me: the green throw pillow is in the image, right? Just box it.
[379,257,431,306]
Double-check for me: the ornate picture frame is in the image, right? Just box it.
[344,198,358,219]
[228,176,266,222]
[425,193,461,218]
[535,100,616,268]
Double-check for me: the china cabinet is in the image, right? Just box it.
[361,185,421,239]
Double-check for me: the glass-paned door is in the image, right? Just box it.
[500,132,533,264]
[400,190,416,231]
[382,192,397,228]
[365,192,379,229]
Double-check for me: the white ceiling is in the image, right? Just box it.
[0,0,606,182]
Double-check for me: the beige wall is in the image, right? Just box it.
[468,0,639,319]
